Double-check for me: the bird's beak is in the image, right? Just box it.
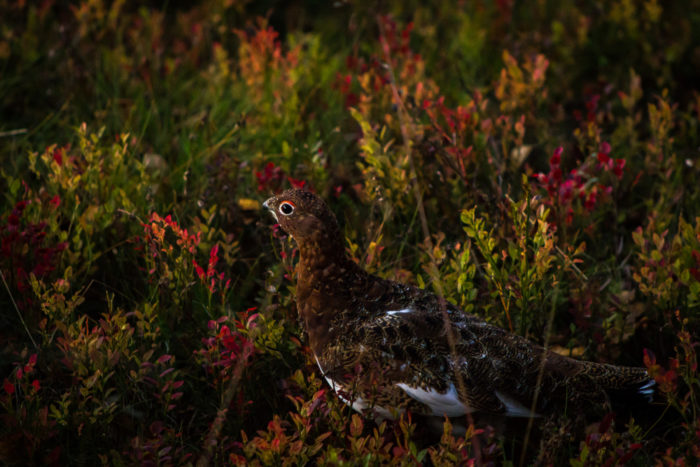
[263,197,278,221]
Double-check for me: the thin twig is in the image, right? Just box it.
[1,269,38,348]
[554,245,588,281]
[196,339,254,467]
[117,208,145,225]
[519,287,559,467]
[0,128,28,138]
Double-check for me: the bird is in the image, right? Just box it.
[263,188,655,423]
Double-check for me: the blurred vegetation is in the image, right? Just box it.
[1,0,699,464]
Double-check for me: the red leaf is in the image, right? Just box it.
[692,250,700,263]
[550,146,563,165]
[598,412,614,433]
[193,260,205,279]
[157,354,172,364]
[52,148,63,165]
[287,176,307,189]
[689,268,700,282]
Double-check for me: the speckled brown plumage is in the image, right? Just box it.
[263,189,654,420]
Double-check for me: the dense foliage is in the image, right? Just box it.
[1,1,699,464]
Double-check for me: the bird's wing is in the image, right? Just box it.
[318,304,531,417]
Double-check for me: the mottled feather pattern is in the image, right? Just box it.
[264,189,654,420]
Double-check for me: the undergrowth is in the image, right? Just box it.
[1,1,699,465]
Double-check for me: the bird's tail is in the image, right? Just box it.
[583,361,656,404]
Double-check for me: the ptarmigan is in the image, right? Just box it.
[263,189,654,421]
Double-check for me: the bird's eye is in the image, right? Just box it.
[279,201,295,216]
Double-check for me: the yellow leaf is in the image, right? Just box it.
[550,345,585,357]
[237,198,260,210]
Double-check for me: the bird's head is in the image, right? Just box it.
[263,189,342,249]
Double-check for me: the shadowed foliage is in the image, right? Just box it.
[1,1,699,464]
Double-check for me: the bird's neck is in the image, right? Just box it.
[295,235,370,355]
[296,237,362,289]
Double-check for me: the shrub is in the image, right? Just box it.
[1,1,699,464]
